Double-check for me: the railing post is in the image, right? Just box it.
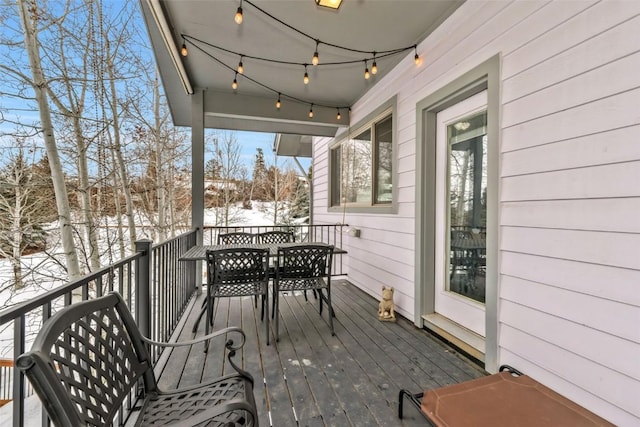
[135,239,153,339]
[12,316,24,427]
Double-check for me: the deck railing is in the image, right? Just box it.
[0,229,199,426]
[203,224,348,276]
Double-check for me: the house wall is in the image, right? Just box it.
[312,1,640,425]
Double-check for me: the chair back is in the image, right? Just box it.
[16,293,155,427]
[258,231,295,244]
[276,244,334,280]
[207,248,270,296]
[218,232,255,245]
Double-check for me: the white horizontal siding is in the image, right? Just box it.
[501,300,640,379]
[311,1,640,423]
[502,160,640,201]
[502,125,640,176]
[501,251,640,307]
[502,198,640,233]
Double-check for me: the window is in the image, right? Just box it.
[330,112,393,208]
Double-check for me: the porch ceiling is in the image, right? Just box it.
[140,0,462,141]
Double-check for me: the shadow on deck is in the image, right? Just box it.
[157,280,486,426]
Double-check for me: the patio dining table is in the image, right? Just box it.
[179,242,346,262]
[180,242,346,336]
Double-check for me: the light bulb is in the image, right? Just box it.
[276,95,281,109]
[309,106,314,118]
[364,67,370,80]
[312,51,319,66]
[180,43,188,57]
[237,60,244,74]
[336,109,341,120]
[371,61,378,75]
[235,6,243,24]
[231,76,238,90]
[303,71,309,85]
[414,53,421,65]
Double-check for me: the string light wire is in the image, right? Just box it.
[186,40,350,114]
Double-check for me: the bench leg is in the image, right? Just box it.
[398,390,430,423]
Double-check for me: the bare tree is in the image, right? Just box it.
[207,131,247,226]
[14,0,82,280]
[261,156,298,225]
[0,139,48,289]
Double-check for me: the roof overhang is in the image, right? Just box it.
[140,0,464,142]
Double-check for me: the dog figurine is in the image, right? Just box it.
[378,286,396,322]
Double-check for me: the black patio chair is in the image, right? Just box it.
[207,247,271,345]
[273,244,334,341]
[218,232,255,245]
[16,292,258,427]
[257,230,295,244]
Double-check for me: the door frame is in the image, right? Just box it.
[414,54,500,372]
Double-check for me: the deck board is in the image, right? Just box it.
[159,280,486,426]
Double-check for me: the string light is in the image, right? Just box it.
[237,56,244,74]
[180,39,188,57]
[303,65,310,84]
[231,72,238,90]
[312,40,319,66]
[181,36,354,118]
[336,108,341,120]
[235,0,243,24]
[364,60,370,80]
[371,53,378,75]
[414,46,421,65]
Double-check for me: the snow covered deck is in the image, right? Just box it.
[157,279,485,426]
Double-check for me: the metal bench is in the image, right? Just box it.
[16,292,258,426]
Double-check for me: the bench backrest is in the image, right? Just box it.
[16,293,156,426]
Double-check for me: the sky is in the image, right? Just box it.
[0,1,310,173]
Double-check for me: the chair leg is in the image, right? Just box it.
[326,288,334,336]
[264,291,270,346]
[208,296,216,326]
[204,295,211,352]
[274,290,280,342]
[192,299,207,333]
[272,288,276,319]
[318,289,323,315]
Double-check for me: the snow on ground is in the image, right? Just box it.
[0,204,280,356]
[0,204,286,424]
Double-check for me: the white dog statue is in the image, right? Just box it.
[378,286,396,322]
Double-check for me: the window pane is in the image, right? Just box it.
[448,110,487,303]
[374,116,392,203]
[344,129,372,204]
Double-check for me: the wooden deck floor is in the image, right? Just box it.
[157,280,486,426]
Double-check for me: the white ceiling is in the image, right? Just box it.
[140,0,463,141]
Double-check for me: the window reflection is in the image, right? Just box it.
[448,111,487,303]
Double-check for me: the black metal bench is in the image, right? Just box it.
[16,292,258,426]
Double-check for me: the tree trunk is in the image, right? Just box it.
[11,184,24,289]
[17,0,81,281]
[71,113,101,271]
[105,35,137,246]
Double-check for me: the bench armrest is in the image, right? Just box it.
[141,326,246,353]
